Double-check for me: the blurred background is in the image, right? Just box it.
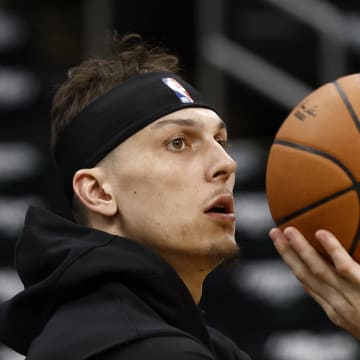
[0,0,360,359]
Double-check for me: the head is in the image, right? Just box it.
[51,34,239,276]
[51,33,179,223]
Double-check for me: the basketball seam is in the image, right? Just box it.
[333,78,360,254]
[273,140,360,255]
[275,185,355,226]
[333,79,360,132]
[274,140,356,183]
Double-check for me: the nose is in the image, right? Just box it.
[206,142,237,183]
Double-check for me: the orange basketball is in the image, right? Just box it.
[266,73,360,262]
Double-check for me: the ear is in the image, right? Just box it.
[73,168,117,217]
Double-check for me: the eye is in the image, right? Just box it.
[216,138,227,149]
[167,137,187,151]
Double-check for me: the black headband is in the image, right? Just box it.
[54,71,217,200]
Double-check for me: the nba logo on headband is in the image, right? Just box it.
[162,77,194,103]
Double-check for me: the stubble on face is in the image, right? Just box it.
[196,230,240,272]
[207,240,241,271]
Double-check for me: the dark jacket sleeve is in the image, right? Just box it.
[90,333,251,360]
[89,335,218,360]
[207,326,252,360]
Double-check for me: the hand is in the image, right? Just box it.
[269,226,360,340]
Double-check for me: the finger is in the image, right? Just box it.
[270,227,322,287]
[316,229,360,284]
[272,226,360,333]
[304,285,344,329]
[269,227,304,269]
[270,227,349,304]
[269,227,289,252]
[283,227,341,287]
[282,226,358,303]
[305,284,360,339]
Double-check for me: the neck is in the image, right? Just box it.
[99,224,219,303]
[176,268,208,304]
[161,254,217,304]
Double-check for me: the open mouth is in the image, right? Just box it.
[204,194,235,215]
[206,205,230,214]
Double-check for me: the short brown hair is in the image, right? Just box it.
[51,33,180,157]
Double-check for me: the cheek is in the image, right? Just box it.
[110,154,203,222]
[120,159,186,193]
[114,166,180,211]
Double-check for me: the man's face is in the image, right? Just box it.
[105,108,238,267]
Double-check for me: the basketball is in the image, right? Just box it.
[266,73,360,262]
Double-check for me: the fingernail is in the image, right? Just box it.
[269,227,277,235]
[269,228,279,243]
[316,230,327,242]
[283,226,294,236]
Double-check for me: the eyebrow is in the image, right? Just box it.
[151,118,226,131]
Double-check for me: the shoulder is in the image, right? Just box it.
[208,327,252,360]
[90,335,215,360]
[91,330,252,360]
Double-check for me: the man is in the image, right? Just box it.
[0,34,251,359]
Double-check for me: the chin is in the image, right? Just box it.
[206,237,240,269]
